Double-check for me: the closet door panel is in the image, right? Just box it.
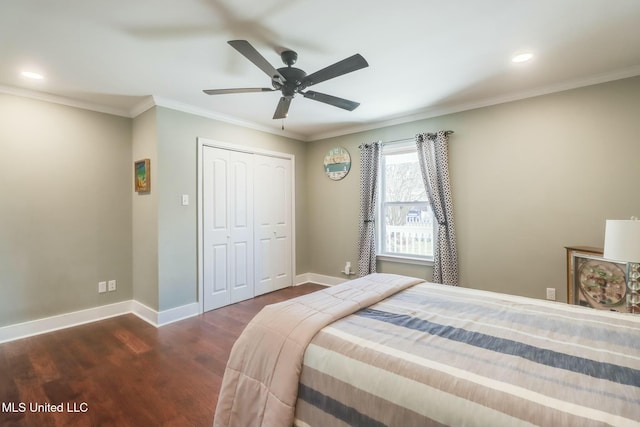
[254,155,292,295]
[271,157,292,291]
[203,147,254,310]
[228,155,254,303]
[254,159,274,295]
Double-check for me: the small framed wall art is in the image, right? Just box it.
[323,147,351,181]
[134,159,151,192]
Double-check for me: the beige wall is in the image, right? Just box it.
[0,94,132,327]
[132,108,159,310]
[0,94,308,327]
[2,74,639,328]
[307,76,640,301]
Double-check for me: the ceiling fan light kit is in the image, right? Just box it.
[203,40,368,120]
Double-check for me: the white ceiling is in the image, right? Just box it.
[2,0,640,141]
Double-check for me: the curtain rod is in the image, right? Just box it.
[382,130,454,145]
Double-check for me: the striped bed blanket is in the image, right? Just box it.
[213,273,423,427]
[294,281,640,426]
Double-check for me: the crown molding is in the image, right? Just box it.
[306,64,640,141]
[0,85,306,140]
[4,63,640,142]
[0,85,132,117]
[151,96,306,141]
[129,95,156,117]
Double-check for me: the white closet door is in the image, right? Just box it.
[203,147,254,311]
[254,155,292,296]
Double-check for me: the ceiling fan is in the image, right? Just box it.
[203,40,369,119]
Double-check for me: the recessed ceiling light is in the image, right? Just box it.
[512,53,533,63]
[21,71,44,80]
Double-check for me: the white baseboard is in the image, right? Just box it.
[157,302,199,326]
[131,300,199,327]
[0,272,345,344]
[295,273,350,287]
[130,300,159,326]
[0,300,200,344]
[293,273,312,286]
[0,301,132,344]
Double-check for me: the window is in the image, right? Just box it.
[378,143,435,262]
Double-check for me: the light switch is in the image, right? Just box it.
[181,194,189,206]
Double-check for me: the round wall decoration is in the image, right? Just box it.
[323,147,351,181]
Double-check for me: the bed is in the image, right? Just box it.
[213,273,640,427]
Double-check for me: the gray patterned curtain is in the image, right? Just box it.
[357,141,382,277]
[416,131,458,285]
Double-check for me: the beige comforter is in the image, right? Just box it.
[213,273,423,427]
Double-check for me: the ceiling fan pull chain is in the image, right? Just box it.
[281,118,285,131]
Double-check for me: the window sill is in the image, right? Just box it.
[376,254,434,266]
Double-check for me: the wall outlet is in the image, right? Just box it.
[107,280,117,292]
[98,281,107,293]
[546,287,556,301]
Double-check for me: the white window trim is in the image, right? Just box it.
[376,141,435,264]
[376,254,434,266]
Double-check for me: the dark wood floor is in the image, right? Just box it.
[0,284,325,427]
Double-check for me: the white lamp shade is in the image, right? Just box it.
[603,220,640,262]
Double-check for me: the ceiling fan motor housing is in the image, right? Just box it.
[273,66,308,98]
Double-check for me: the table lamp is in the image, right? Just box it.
[604,218,640,313]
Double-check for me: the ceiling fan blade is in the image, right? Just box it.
[203,88,275,95]
[302,90,360,111]
[273,97,292,119]
[228,40,285,82]
[303,54,368,86]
